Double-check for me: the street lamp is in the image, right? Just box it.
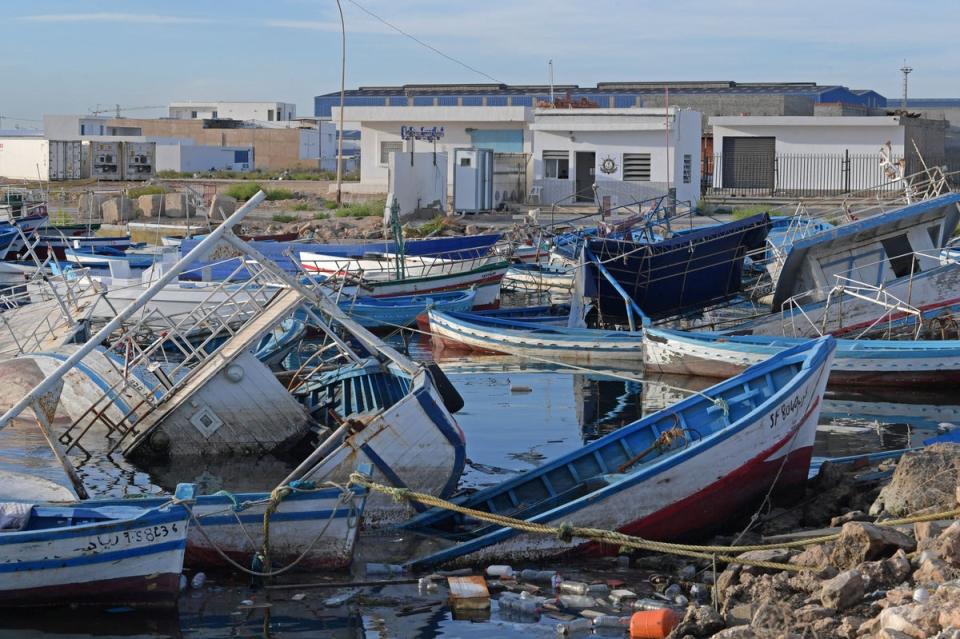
[335,0,346,206]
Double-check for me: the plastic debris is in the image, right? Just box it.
[689,583,709,603]
[520,568,557,583]
[499,593,541,617]
[240,599,254,606]
[448,575,491,610]
[551,573,564,590]
[913,587,930,603]
[633,598,675,612]
[365,563,404,576]
[190,572,206,589]
[556,618,592,635]
[486,565,515,579]
[559,581,589,595]
[678,565,696,580]
[630,608,680,639]
[663,584,682,599]
[673,594,688,607]
[594,614,631,628]
[291,593,306,601]
[610,589,638,605]
[587,583,610,596]
[558,594,597,609]
[323,590,358,607]
[419,577,438,592]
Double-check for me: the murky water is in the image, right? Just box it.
[1,332,956,637]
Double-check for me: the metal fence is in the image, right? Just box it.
[703,152,959,198]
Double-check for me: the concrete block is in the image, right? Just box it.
[101,197,135,224]
[209,194,237,221]
[137,194,164,219]
[162,193,197,219]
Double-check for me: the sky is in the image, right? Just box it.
[0,0,957,127]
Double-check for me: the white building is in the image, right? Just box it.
[531,107,702,206]
[168,101,297,122]
[710,115,947,193]
[331,105,532,195]
[155,144,254,173]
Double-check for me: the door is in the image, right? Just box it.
[722,136,775,191]
[575,152,596,202]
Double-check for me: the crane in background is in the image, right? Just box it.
[89,104,166,117]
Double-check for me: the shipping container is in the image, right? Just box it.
[0,139,85,181]
[122,141,156,180]
[89,141,122,180]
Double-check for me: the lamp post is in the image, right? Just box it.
[335,0,346,206]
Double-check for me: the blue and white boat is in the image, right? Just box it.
[428,309,644,362]
[0,225,21,261]
[643,326,960,388]
[336,289,476,329]
[0,498,189,607]
[403,336,835,567]
[65,246,156,270]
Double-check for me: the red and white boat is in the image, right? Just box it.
[403,336,836,567]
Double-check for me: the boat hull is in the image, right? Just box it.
[0,506,188,608]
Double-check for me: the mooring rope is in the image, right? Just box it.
[347,472,960,573]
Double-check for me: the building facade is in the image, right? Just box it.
[168,101,296,122]
[531,108,702,206]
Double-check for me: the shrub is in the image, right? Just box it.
[224,183,262,201]
[264,188,295,201]
[126,185,166,198]
[313,212,329,220]
[272,214,297,223]
[291,202,311,211]
[324,200,339,209]
[333,200,385,218]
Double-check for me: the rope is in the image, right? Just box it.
[348,472,960,574]
[171,482,358,579]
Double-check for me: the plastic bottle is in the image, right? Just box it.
[486,565,515,579]
[633,599,673,612]
[501,597,541,616]
[663,584,682,599]
[559,580,590,595]
[556,618,592,635]
[191,572,206,589]
[418,577,437,592]
[587,583,610,596]
[551,573,564,591]
[673,594,689,607]
[629,608,681,639]
[593,614,630,628]
[559,594,597,609]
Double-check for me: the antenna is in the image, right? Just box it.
[549,60,554,105]
[899,60,913,109]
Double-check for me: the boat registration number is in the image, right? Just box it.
[83,523,180,552]
[768,391,808,429]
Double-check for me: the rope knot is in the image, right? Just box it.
[556,521,574,543]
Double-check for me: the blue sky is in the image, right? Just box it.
[1,0,956,126]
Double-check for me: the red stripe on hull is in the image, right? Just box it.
[185,546,351,573]
[0,573,180,608]
[431,332,506,355]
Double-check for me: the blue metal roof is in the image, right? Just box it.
[908,98,960,108]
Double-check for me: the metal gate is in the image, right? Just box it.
[722,137,775,190]
[493,152,528,208]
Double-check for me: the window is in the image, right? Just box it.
[623,153,652,181]
[212,111,218,119]
[99,125,104,135]
[682,154,692,184]
[267,109,274,121]
[460,157,472,167]
[880,234,920,278]
[543,150,569,179]
[80,124,85,135]
[379,140,403,165]
[191,111,198,118]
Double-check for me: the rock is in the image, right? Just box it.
[464,224,480,236]
[878,604,940,639]
[100,197,135,223]
[716,566,740,597]
[938,521,960,567]
[856,549,912,590]
[820,569,864,610]
[884,549,912,583]
[735,549,796,575]
[136,194,164,218]
[913,520,947,544]
[725,602,754,626]
[209,194,238,221]
[830,510,870,527]
[835,615,866,639]
[809,617,838,635]
[871,443,960,516]
[161,193,197,219]
[668,604,724,638]
[934,582,960,628]
[789,544,833,571]
[878,630,917,639]
[711,628,758,639]
[830,522,916,569]
[793,604,834,623]
[913,555,959,584]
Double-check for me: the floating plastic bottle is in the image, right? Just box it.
[593,614,630,628]
[559,594,597,609]
[520,568,558,583]
[633,598,674,612]
[587,583,610,596]
[418,577,437,592]
[559,581,590,595]
[365,563,404,576]
[551,573,564,591]
[556,618,592,635]
[191,572,206,589]
[486,565,515,579]
[500,596,541,616]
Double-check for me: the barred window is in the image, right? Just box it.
[380,140,403,165]
[683,154,692,184]
[622,153,651,181]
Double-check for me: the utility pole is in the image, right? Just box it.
[334,0,346,206]
[900,60,913,109]
[549,60,554,105]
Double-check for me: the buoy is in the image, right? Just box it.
[629,608,680,639]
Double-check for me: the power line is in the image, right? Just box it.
[344,0,503,84]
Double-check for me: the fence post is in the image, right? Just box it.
[843,149,850,193]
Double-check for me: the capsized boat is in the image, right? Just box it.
[644,326,960,387]
[0,498,189,607]
[403,336,835,567]
[428,309,644,363]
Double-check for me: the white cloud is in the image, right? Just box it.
[16,13,209,25]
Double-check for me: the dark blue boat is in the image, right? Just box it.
[584,213,770,321]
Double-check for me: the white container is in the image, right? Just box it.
[90,140,122,180]
[0,139,84,181]
[122,141,156,180]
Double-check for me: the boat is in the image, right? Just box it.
[64,246,156,270]
[501,263,574,294]
[0,226,21,262]
[402,336,835,567]
[336,289,476,329]
[161,231,300,248]
[643,326,960,387]
[86,479,367,572]
[428,309,644,362]
[583,213,771,324]
[33,233,137,261]
[0,498,190,607]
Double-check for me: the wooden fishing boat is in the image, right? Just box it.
[337,289,476,329]
[33,234,136,260]
[428,309,644,362]
[502,263,574,294]
[416,303,570,332]
[403,336,836,568]
[65,246,156,270]
[87,481,367,572]
[0,499,189,607]
[644,326,960,387]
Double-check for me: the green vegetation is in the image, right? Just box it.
[333,200,385,218]
[405,216,447,238]
[264,188,295,201]
[291,202,312,211]
[271,214,298,223]
[324,200,340,210]
[224,183,262,201]
[729,206,770,220]
[313,212,330,220]
[126,185,167,198]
